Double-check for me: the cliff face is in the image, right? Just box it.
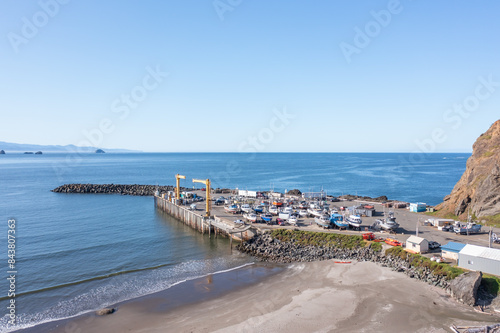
[437,120,500,218]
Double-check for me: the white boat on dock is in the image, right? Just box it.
[346,214,362,229]
[307,208,323,217]
[240,204,253,213]
[269,206,279,215]
[243,212,257,223]
[378,217,399,231]
[315,215,331,229]
[298,209,308,217]
[224,205,239,214]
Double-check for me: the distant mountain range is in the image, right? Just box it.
[0,141,140,153]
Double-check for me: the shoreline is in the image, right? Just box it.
[20,260,498,333]
[15,262,284,333]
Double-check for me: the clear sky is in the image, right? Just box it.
[1,0,499,152]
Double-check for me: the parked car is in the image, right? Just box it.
[429,241,441,250]
[277,218,287,226]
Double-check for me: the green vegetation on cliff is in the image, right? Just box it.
[270,229,365,249]
[481,274,500,296]
[386,246,464,280]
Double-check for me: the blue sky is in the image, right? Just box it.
[1,0,499,152]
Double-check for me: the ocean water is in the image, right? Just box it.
[0,152,469,331]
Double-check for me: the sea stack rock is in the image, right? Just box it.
[0,150,5,154]
[35,151,43,154]
[95,149,105,154]
[436,120,500,218]
[287,189,302,196]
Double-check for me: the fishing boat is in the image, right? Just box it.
[453,222,482,234]
[329,208,339,215]
[243,212,257,223]
[378,217,399,231]
[240,204,252,213]
[260,213,273,223]
[330,213,348,229]
[282,206,294,214]
[269,206,279,215]
[345,214,362,229]
[272,201,283,207]
[298,209,308,217]
[253,206,264,213]
[315,215,331,229]
[307,208,323,217]
[224,205,239,214]
[298,201,308,209]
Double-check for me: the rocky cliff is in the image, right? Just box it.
[437,120,500,218]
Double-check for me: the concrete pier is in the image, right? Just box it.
[154,194,257,242]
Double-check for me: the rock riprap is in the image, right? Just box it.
[51,184,190,196]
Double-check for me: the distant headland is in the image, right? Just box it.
[0,141,139,153]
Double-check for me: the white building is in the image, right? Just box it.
[238,190,257,198]
[458,244,500,276]
[405,235,429,254]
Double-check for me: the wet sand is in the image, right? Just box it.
[32,260,498,333]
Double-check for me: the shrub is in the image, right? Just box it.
[481,274,500,296]
[270,229,365,249]
[385,246,464,280]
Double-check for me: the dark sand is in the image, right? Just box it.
[24,260,499,333]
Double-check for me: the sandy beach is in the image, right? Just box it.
[36,260,498,333]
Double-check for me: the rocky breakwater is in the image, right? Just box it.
[51,184,189,196]
[437,119,500,218]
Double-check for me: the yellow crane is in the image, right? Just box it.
[192,178,211,217]
[175,174,186,200]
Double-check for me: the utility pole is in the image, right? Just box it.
[490,227,493,248]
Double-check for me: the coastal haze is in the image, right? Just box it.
[2,0,500,332]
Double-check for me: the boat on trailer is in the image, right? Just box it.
[260,213,273,223]
[240,204,253,213]
[224,205,239,214]
[243,212,257,223]
[308,208,323,217]
[346,214,362,229]
[378,217,399,231]
[315,215,331,229]
[330,213,348,229]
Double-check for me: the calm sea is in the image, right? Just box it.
[0,152,469,331]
